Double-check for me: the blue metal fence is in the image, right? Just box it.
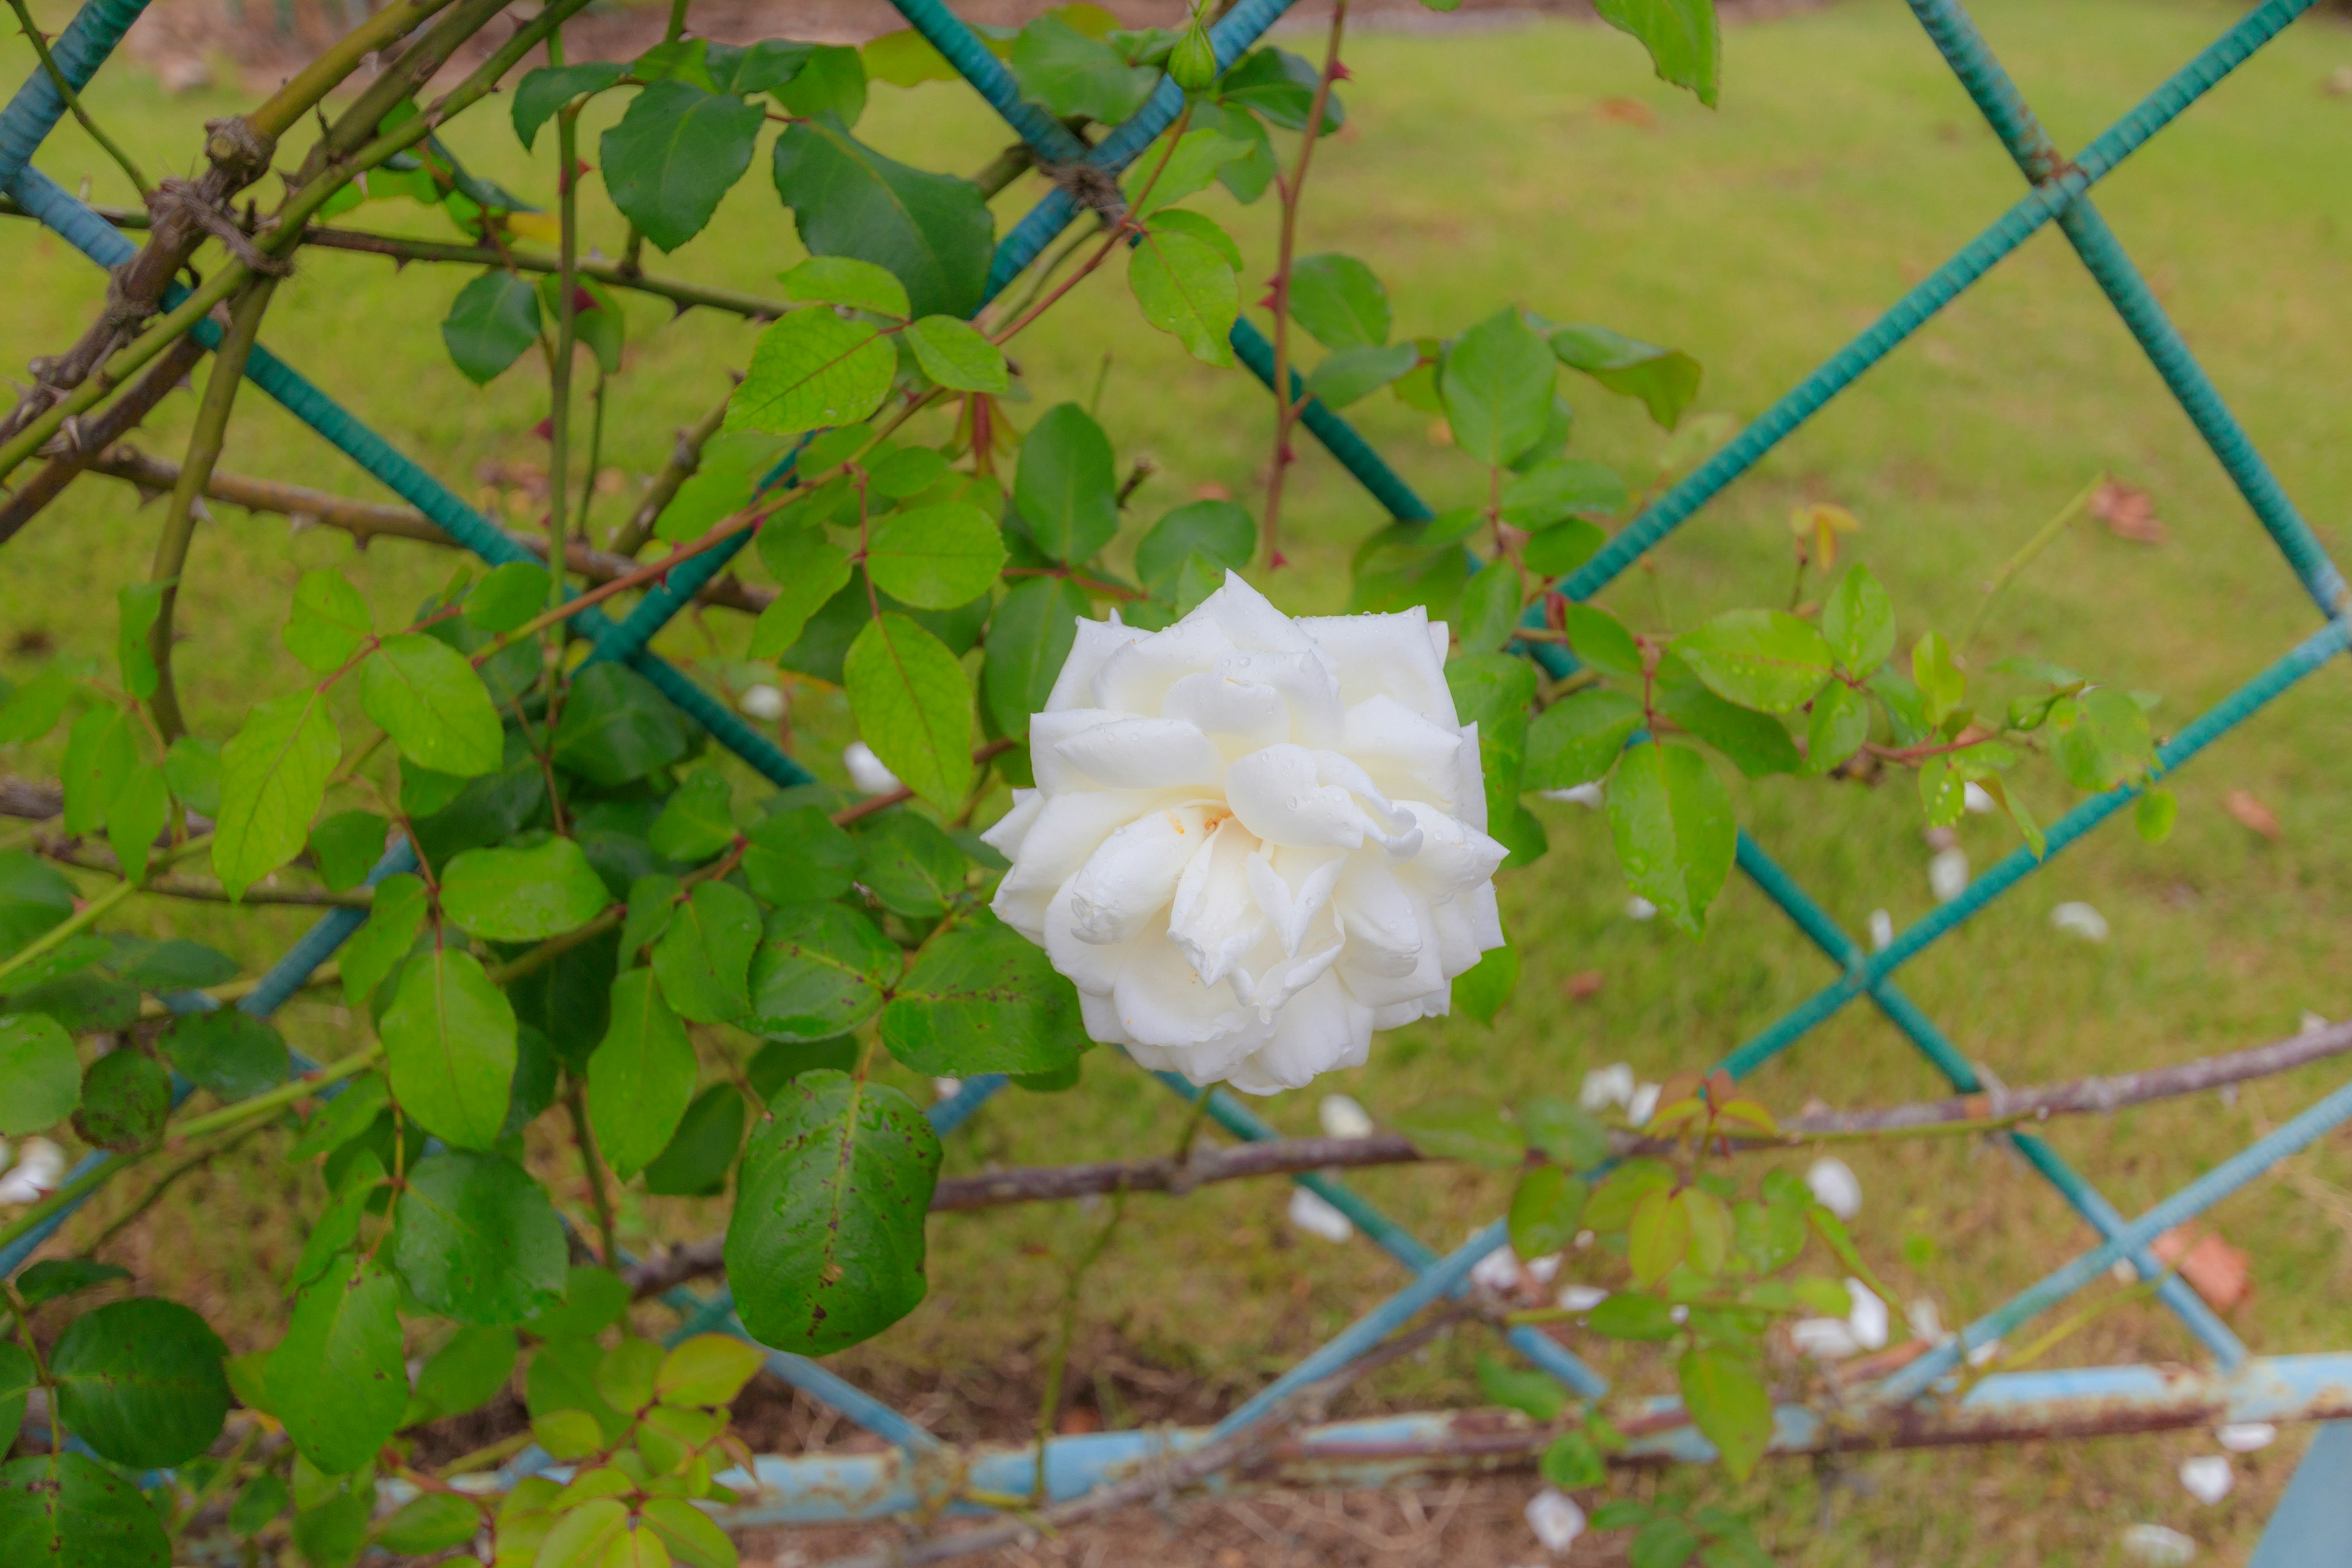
[4,0,2348,1546]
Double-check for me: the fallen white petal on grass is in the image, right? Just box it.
[1962,781,1995,815]
[2119,1523,2196,1567]
[1472,1245,1524,1294]
[2177,1454,2234,1505]
[1542,783,1605,809]
[1626,1083,1662,1127]
[1905,1297,1943,1343]
[1966,1336,2003,1368]
[1790,1317,1862,1359]
[2215,1422,2276,1453]
[1625,895,1658,922]
[1579,1063,1636,1112]
[1558,1283,1608,1313]
[1523,1254,1562,1286]
[1525,1488,1586,1554]
[1929,846,1970,903]
[739,682,787,721]
[1805,1156,1863,1219]
[2112,1258,2141,1284]
[1317,1093,1375,1139]
[2301,1010,2331,1036]
[1287,1188,1354,1244]
[932,1077,963,1101]
[843,740,903,796]
[1867,908,1894,952]
[2051,901,2111,943]
[0,1138,64,1206]
[1847,1280,1889,1351]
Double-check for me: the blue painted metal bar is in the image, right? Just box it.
[1879,1073,2352,1403]
[927,1074,1008,1136]
[0,0,147,189]
[678,1353,2352,1523]
[2249,1423,2352,1567]
[1730,832,2247,1366]
[1229,320,1436,524]
[1210,1221,1509,1439]
[883,0,1088,165]
[1721,615,2348,1080]
[1903,0,2345,616]
[1558,0,2320,608]
[1147,1071,1608,1397]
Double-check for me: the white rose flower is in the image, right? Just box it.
[982,572,1507,1094]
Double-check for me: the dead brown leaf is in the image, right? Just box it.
[2153,1226,2253,1314]
[2223,788,2281,839]
[1596,96,1656,127]
[1563,970,1604,1001]
[2090,478,2167,545]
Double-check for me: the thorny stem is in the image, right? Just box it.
[0,833,212,990]
[1260,0,1349,567]
[1958,469,2108,651]
[566,1079,620,1265]
[612,385,734,557]
[148,277,277,743]
[987,109,1191,350]
[4,0,149,195]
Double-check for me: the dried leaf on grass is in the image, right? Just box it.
[2223,788,2280,839]
[2090,478,2167,545]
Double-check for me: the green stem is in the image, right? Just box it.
[0,879,135,990]
[246,0,462,141]
[565,1079,620,1264]
[1959,470,2107,651]
[4,0,148,194]
[148,277,277,743]
[1031,1190,1128,1501]
[578,365,609,548]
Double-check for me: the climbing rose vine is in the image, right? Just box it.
[984,574,1506,1093]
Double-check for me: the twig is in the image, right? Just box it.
[1958,470,2106,650]
[609,385,735,558]
[78,1120,270,1256]
[4,0,149,195]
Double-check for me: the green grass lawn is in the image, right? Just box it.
[7,0,2352,1561]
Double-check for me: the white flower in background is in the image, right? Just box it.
[1805,1155,1863,1219]
[1525,1488,1586,1553]
[984,574,1507,1094]
[0,1137,65,1205]
[2177,1454,2234,1505]
[843,739,903,796]
[1579,1062,1635,1112]
[1317,1093,1375,1139]
[1287,1187,1354,1243]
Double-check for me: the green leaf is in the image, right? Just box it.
[1014,402,1119,564]
[71,1050,166,1151]
[747,528,856,659]
[412,1325,517,1422]
[1455,560,1524,657]
[880,911,1086,1074]
[745,902,899,1041]
[106,761,168,886]
[0,852,74,962]
[394,1150,567,1325]
[1522,1095,1610,1169]
[1550,321,1703,427]
[1803,680,1869,776]
[854,812,968,918]
[725,1069,940,1354]
[1136,501,1254,600]
[553,665,692,787]
[440,838,611,941]
[657,431,789,544]
[1654,652,1800,777]
[0,1343,28,1451]
[1450,927,1518,1022]
[1606,742,1735,936]
[1219,46,1343,132]
[288,1074,390,1161]
[708,37,815,94]
[1672,609,1834,714]
[292,1151,385,1289]
[2136,786,2179,844]
[341,873,428,1007]
[1822,564,1895,674]
[1679,1185,1735,1276]
[590,970,699,1178]
[382,945,515,1149]
[727,308,897,437]
[1630,1513,1702,1568]
[862,28,957,86]
[1593,0,1719,108]
[1476,1353,1567,1423]
[531,1265,630,1344]
[1504,458,1629,529]
[648,770,736,864]
[1509,1164,1589,1259]
[1525,688,1642,790]
[0,663,85,747]
[982,578,1088,739]
[1911,630,1965,726]
[273,1259,407,1476]
[50,1297,229,1468]
[464,562,552,634]
[1129,227,1239,367]
[650,880,761,1025]
[1677,1344,1771,1480]
[772,119,992,319]
[1441,307,1556,469]
[1287,253,1389,349]
[1390,1096,1521,1167]
[741,806,858,905]
[867,501,1008,610]
[1302,341,1419,410]
[641,1084,746,1197]
[773,42,867,124]
[655,1335,764,1408]
[845,613,973,813]
[778,255,909,320]
[160,1008,288,1102]
[60,706,135,837]
[379,1492,480,1556]
[16,1260,129,1311]
[511,61,625,149]
[361,634,502,779]
[1125,126,1253,218]
[1445,652,1538,829]
[114,584,165,701]
[0,1012,80,1134]
[599,81,764,252]
[1541,1429,1606,1489]
[1009,14,1156,121]
[308,810,389,893]
[439,270,542,385]
[1585,1292,1679,1340]
[900,315,1008,395]
[0,1450,171,1567]
[1627,1184,1689,1286]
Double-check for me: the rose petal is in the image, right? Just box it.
[1053,716,1225,791]
[1065,807,1213,945]
[1295,603,1456,725]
